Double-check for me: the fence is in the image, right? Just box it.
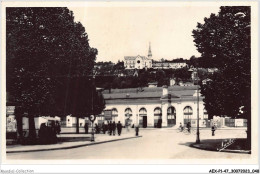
[225,118,247,127]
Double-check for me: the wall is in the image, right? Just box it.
[103,99,206,128]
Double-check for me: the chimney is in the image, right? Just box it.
[162,85,168,96]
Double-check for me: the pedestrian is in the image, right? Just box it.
[102,122,106,134]
[104,121,108,134]
[179,122,184,132]
[112,121,116,136]
[187,122,191,133]
[108,121,112,136]
[55,121,61,134]
[117,121,122,136]
[50,121,57,143]
[95,124,100,134]
[84,123,88,134]
[211,125,216,136]
[135,126,139,136]
[39,123,47,144]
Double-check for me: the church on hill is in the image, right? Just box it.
[124,42,153,69]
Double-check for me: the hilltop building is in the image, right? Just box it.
[124,43,152,69]
[124,44,188,70]
[152,58,187,69]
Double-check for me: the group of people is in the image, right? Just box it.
[179,122,191,132]
[102,121,123,136]
[179,122,217,135]
[38,120,61,144]
[84,121,123,136]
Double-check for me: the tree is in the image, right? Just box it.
[7,7,99,141]
[188,55,218,68]
[60,77,105,134]
[173,68,191,81]
[193,6,251,148]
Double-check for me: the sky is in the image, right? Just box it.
[69,5,220,63]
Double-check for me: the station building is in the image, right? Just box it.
[99,85,209,128]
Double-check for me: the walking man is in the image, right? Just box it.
[112,121,116,136]
[187,122,191,133]
[117,121,122,136]
[108,121,112,136]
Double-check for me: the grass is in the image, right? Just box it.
[226,138,250,151]
[191,138,250,152]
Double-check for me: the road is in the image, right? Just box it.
[6,128,250,160]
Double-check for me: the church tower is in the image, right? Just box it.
[148,42,152,59]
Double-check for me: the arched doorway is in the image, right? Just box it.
[139,108,147,128]
[154,107,162,128]
[167,106,176,127]
[125,108,132,127]
[183,106,193,126]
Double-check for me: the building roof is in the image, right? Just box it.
[124,56,137,60]
[124,55,151,61]
[103,86,199,100]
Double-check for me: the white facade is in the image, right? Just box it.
[124,43,153,70]
[103,100,206,128]
[168,62,187,69]
[102,86,208,128]
[152,62,187,69]
[124,55,152,69]
[123,43,188,70]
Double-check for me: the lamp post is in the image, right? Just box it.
[91,122,94,142]
[90,69,97,142]
[196,67,200,144]
[136,105,139,136]
[90,115,96,142]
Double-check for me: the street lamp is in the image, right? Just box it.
[90,115,96,142]
[90,69,97,142]
[196,67,200,144]
[136,105,139,136]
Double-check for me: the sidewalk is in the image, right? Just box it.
[6,129,141,153]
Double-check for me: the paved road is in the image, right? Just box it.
[6,128,250,160]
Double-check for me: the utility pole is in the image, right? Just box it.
[91,70,97,142]
[196,67,200,144]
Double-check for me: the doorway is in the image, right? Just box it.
[143,116,147,128]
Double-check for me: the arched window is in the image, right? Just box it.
[183,106,193,124]
[154,107,162,128]
[154,107,162,116]
[112,108,118,117]
[167,106,176,127]
[125,108,132,117]
[139,108,147,116]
